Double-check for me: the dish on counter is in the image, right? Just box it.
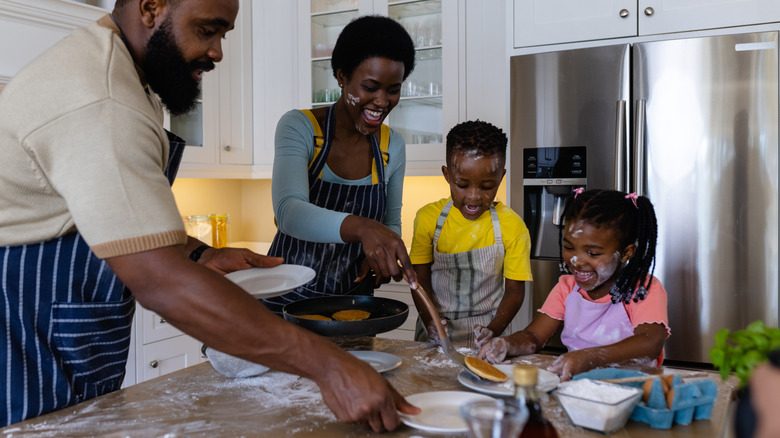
[347,351,402,373]
[458,364,560,396]
[399,391,495,433]
[224,264,315,298]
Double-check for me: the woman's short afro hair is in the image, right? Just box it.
[331,15,416,81]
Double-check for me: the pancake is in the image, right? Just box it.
[332,309,371,321]
[297,314,332,321]
[464,356,507,383]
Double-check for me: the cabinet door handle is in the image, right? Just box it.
[619,8,629,18]
[149,360,159,368]
[159,318,166,324]
[644,7,654,16]
[223,145,232,151]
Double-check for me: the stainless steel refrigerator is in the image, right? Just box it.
[509,31,779,365]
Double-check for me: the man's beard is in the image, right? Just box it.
[143,17,214,116]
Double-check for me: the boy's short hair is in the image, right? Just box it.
[445,120,508,165]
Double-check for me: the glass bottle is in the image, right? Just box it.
[513,364,559,438]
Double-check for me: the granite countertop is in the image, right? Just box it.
[0,337,739,437]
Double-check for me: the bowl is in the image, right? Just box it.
[283,295,409,337]
[554,379,643,434]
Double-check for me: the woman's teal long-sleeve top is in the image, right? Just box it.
[271,109,406,243]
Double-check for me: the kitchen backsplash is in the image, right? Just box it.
[171,176,508,249]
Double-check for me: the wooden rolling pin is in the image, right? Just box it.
[599,372,708,384]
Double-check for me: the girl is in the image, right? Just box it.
[477,189,670,380]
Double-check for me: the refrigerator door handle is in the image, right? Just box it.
[633,99,647,196]
[614,100,627,191]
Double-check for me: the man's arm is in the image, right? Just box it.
[106,245,418,431]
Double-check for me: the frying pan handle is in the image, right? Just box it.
[407,280,448,341]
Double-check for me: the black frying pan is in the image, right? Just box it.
[283,295,409,337]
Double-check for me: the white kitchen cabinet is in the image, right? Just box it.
[174,0,254,177]
[375,280,418,341]
[297,0,463,176]
[122,305,207,387]
[0,0,106,82]
[513,0,780,48]
[138,334,205,382]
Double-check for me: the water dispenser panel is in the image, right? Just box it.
[523,146,587,186]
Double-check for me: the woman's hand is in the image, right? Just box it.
[340,215,417,289]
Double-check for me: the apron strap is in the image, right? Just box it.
[371,124,390,185]
[489,204,503,245]
[432,199,453,248]
[304,105,388,186]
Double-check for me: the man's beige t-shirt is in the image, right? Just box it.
[0,19,187,258]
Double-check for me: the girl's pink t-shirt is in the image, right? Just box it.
[539,275,671,364]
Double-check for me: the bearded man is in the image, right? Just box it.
[0,0,417,430]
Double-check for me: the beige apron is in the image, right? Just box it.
[415,200,506,344]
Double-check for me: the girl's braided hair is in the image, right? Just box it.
[558,189,658,303]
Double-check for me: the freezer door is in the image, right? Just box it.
[635,32,779,364]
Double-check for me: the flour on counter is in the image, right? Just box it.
[555,379,642,432]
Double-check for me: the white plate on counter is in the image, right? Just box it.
[399,391,494,434]
[458,364,560,396]
[348,351,402,373]
[225,264,315,298]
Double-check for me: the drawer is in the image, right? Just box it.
[139,304,184,344]
[137,335,206,382]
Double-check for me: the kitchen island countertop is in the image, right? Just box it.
[0,337,739,437]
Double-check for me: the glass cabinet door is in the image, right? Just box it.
[307,0,444,147]
[169,90,204,147]
[310,0,359,108]
[388,0,443,146]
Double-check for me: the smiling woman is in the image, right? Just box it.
[262,15,418,317]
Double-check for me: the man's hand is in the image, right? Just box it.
[199,247,284,275]
[316,353,420,432]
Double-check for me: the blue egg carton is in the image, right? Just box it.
[574,368,717,429]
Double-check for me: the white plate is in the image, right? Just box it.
[224,264,315,298]
[458,364,560,396]
[347,351,402,373]
[399,391,494,434]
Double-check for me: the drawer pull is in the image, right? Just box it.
[159,318,166,324]
[150,360,159,369]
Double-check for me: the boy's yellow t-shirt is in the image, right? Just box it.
[409,198,533,282]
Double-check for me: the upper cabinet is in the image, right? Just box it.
[175,0,254,177]
[0,0,107,84]
[513,0,780,48]
[298,0,462,175]
[175,0,298,179]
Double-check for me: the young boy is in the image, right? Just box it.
[409,120,533,346]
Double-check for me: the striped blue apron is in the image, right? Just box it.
[263,105,388,315]
[0,131,185,427]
